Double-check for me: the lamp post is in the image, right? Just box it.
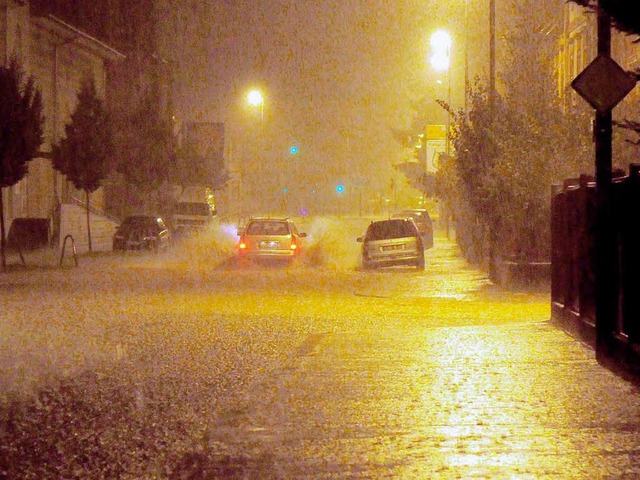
[464,0,469,111]
[246,88,290,212]
[244,88,266,212]
[489,0,496,115]
[430,29,452,156]
[247,88,264,124]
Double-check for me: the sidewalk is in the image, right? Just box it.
[3,229,640,478]
[215,320,640,479]
[210,233,640,479]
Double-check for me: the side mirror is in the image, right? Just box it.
[299,232,307,238]
[357,237,363,243]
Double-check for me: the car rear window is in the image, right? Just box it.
[122,216,157,227]
[367,220,417,240]
[175,202,211,216]
[118,216,164,234]
[246,221,290,235]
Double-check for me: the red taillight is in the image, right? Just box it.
[290,237,300,253]
[238,239,247,250]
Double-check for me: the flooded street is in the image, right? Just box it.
[2,220,639,478]
[3,0,638,477]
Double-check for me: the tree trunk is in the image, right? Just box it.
[85,190,92,253]
[0,187,6,270]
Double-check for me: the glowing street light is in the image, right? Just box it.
[247,88,264,123]
[430,29,451,72]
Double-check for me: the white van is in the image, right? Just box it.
[172,187,217,236]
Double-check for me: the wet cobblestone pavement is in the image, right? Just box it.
[208,232,640,479]
[225,322,640,478]
[2,224,640,478]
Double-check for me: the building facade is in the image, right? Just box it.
[1,0,124,250]
[2,0,180,252]
[557,3,639,111]
[556,3,640,170]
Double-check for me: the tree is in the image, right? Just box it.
[172,137,230,191]
[51,78,112,253]
[0,59,45,269]
[111,93,176,207]
[490,0,592,260]
[436,0,593,270]
[437,80,500,264]
[173,139,208,189]
[206,144,231,192]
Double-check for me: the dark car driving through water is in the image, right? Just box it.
[112,215,171,252]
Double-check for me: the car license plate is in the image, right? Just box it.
[259,241,278,248]
[382,244,404,251]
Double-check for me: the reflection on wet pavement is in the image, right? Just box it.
[2,223,640,478]
[202,232,640,478]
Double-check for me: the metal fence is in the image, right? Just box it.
[551,164,640,369]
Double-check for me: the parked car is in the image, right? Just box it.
[172,186,217,238]
[392,208,434,249]
[236,217,307,261]
[357,218,425,270]
[112,215,171,252]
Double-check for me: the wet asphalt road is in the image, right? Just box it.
[2,223,640,478]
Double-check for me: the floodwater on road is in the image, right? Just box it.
[5,219,635,479]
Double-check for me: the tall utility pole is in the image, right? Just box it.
[570,1,636,361]
[594,3,616,360]
[487,0,497,280]
[464,0,469,112]
[489,0,496,115]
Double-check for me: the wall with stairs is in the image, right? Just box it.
[59,203,119,253]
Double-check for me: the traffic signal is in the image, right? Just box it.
[290,145,298,155]
[336,184,345,193]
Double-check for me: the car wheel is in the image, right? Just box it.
[416,255,425,270]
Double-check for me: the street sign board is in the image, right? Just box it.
[425,124,447,173]
[572,54,636,112]
[426,124,446,140]
[426,139,446,173]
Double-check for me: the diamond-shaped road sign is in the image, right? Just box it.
[572,54,637,112]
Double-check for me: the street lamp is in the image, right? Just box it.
[244,88,266,212]
[247,88,264,124]
[430,29,452,156]
[246,88,291,212]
